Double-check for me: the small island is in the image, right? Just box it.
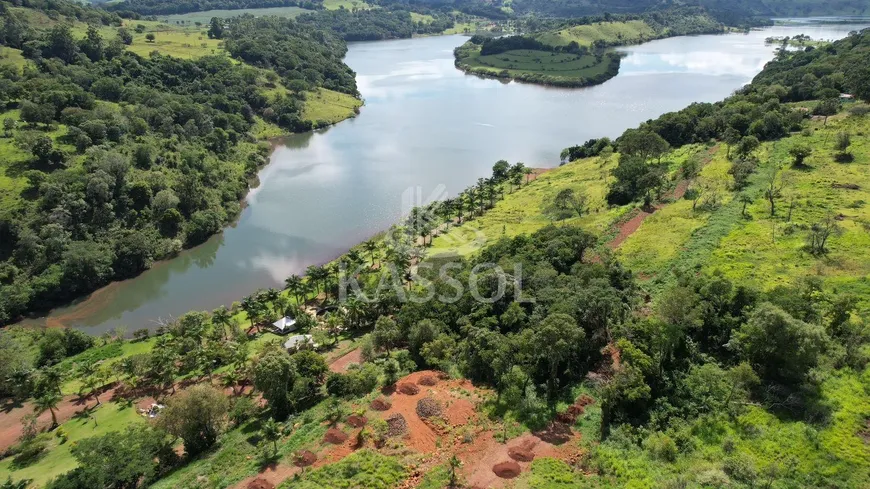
[454,35,621,88]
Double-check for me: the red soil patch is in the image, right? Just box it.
[293,450,317,468]
[346,415,368,428]
[329,348,363,374]
[397,382,420,395]
[507,440,536,462]
[608,207,653,249]
[0,386,119,453]
[230,463,298,489]
[444,398,475,426]
[324,428,349,444]
[379,370,465,453]
[460,431,581,489]
[673,179,689,200]
[417,375,438,386]
[246,478,275,489]
[492,461,522,479]
[370,398,392,411]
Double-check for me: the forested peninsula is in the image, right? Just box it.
[453,7,730,88]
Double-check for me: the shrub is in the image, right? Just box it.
[643,432,677,462]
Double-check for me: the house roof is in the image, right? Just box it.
[272,316,297,332]
[284,334,314,350]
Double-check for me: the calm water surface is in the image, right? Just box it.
[28,22,868,333]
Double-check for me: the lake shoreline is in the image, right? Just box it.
[16,22,867,335]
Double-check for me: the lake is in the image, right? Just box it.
[27,21,869,334]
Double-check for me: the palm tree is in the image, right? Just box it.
[241,293,266,333]
[465,188,476,219]
[35,391,62,429]
[305,265,327,300]
[261,418,281,457]
[363,240,379,267]
[212,306,234,339]
[440,199,454,229]
[263,288,281,315]
[454,196,464,223]
[222,367,243,396]
[240,294,257,331]
[284,274,305,305]
[476,178,487,214]
[325,313,343,346]
[41,366,64,397]
[344,295,364,331]
[524,166,534,184]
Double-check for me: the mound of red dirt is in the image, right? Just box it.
[346,415,368,428]
[293,450,316,468]
[492,461,522,479]
[386,413,408,437]
[247,478,275,489]
[397,382,420,395]
[577,394,595,406]
[371,397,392,411]
[417,375,438,386]
[324,428,349,444]
[557,405,585,424]
[508,446,536,462]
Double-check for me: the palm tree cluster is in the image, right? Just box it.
[401,161,531,247]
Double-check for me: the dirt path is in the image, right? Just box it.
[232,463,299,489]
[328,348,363,373]
[0,386,118,453]
[606,145,717,250]
[607,207,654,249]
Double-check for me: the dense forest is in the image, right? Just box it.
[510,0,867,23]
[295,8,454,41]
[105,0,322,17]
[0,0,358,325]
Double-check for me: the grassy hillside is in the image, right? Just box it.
[302,88,363,126]
[535,19,656,47]
[432,109,870,309]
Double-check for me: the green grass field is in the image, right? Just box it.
[158,6,313,25]
[302,88,363,126]
[430,157,618,257]
[322,0,372,10]
[535,20,657,47]
[0,46,27,70]
[455,42,616,85]
[0,402,145,487]
[473,50,610,78]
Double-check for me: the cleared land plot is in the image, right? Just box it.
[323,0,372,10]
[302,88,362,125]
[462,48,610,80]
[536,20,656,47]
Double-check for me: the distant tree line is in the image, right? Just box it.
[105,0,322,17]
[295,8,454,42]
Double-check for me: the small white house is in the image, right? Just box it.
[284,334,315,350]
[272,316,297,334]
